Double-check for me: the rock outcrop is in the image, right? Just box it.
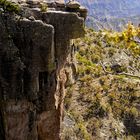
[0,0,87,139]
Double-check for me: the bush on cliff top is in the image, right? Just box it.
[0,0,20,14]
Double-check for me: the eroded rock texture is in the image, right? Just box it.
[0,1,86,139]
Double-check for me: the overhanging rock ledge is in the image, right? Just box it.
[0,0,87,140]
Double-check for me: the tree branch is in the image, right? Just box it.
[99,61,140,79]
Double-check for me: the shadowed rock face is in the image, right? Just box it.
[0,1,86,140]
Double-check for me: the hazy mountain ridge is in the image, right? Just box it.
[77,0,140,30]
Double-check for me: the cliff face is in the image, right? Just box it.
[0,0,87,139]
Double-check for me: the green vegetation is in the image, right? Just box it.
[0,0,20,14]
[40,3,48,12]
[64,24,140,139]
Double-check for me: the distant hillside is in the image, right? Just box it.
[77,0,140,30]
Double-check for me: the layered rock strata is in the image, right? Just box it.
[0,0,86,139]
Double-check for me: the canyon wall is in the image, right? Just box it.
[0,0,87,139]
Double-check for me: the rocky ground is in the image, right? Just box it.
[62,26,140,140]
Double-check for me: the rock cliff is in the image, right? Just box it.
[0,0,87,139]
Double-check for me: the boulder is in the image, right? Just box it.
[55,0,65,7]
[78,6,87,12]
[77,6,88,20]
[66,1,80,9]
[26,0,41,5]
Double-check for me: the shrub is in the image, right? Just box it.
[108,47,116,57]
[40,3,48,12]
[77,122,91,140]
[0,0,20,14]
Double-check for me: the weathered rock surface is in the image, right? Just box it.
[55,0,65,7]
[66,1,80,9]
[0,1,86,140]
